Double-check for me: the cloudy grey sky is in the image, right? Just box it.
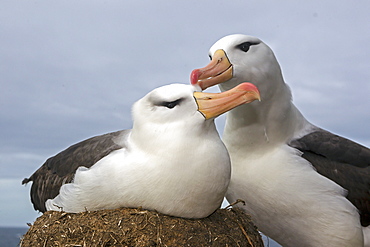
[1,0,369,229]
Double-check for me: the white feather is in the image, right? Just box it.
[210,34,365,246]
[46,84,231,218]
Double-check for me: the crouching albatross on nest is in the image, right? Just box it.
[23,82,260,218]
[191,34,370,246]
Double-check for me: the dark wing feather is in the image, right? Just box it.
[22,129,130,212]
[290,130,370,226]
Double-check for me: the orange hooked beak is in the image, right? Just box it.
[191,49,233,91]
[194,82,261,119]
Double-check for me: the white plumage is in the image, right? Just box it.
[25,83,260,219]
[191,34,369,246]
[45,84,230,218]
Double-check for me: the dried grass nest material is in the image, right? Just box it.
[20,207,263,247]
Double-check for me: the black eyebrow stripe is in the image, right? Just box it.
[236,41,260,48]
[156,98,184,108]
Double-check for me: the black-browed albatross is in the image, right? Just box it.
[23,82,260,218]
[191,34,369,246]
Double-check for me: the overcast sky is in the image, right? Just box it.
[1,1,369,230]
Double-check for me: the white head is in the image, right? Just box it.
[132,84,202,133]
[130,83,260,152]
[191,34,287,102]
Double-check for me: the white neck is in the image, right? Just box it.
[222,82,310,152]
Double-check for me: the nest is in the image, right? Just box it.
[20,206,263,247]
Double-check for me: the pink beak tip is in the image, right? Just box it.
[190,69,200,85]
[238,82,259,92]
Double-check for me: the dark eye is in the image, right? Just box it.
[159,98,183,109]
[208,55,212,60]
[236,41,259,52]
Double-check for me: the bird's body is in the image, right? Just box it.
[192,34,369,246]
[225,103,365,246]
[23,83,260,218]
[45,124,230,218]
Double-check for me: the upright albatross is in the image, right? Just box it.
[191,34,369,246]
[23,83,260,218]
